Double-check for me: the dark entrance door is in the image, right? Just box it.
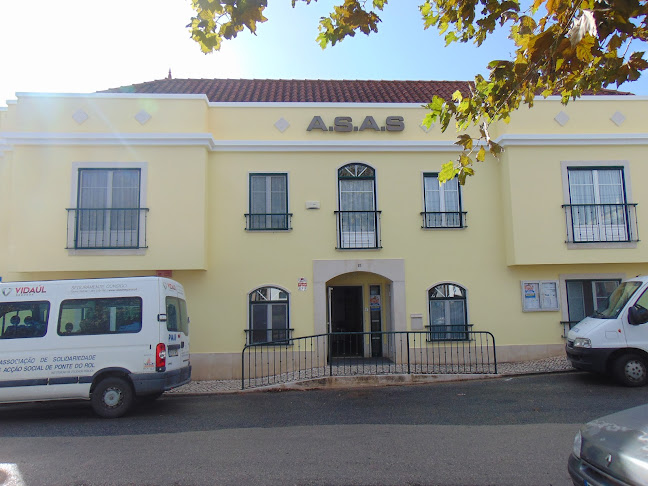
[330,286,364,357]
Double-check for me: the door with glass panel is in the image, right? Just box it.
[567,168,628,242]
[76,169,141,248]
[338,163,377,248]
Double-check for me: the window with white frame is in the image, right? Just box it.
[69,168,147,249]
[247,173,290,230]
[422,174,464,228]
[428,283,469,340]
[248,286,290,344]
[565,167,635,242]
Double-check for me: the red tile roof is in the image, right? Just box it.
[99,78,631,103]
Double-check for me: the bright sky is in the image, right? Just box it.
[1,0,647,106]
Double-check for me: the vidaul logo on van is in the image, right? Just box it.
[15,286,46,296]
[2,288,11,296]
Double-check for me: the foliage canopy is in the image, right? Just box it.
[189,0,648,184]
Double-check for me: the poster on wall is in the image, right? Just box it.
[298,278,307,292]
[370,294,381,311]
[521,280,559,312]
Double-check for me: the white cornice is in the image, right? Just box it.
[1,131,646,153]
[496,133,648,146]
[0,132,461,152]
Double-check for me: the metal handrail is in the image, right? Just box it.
[241,330,497,389]
[245,213,293,231]
[334,210,382,249]
[420,211,467,229]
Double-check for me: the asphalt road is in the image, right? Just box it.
[1,371,647,486]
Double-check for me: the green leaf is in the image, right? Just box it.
[438,161,459,183]
[476,146,486,162]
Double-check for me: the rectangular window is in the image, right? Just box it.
[566,279,620,323]
[566,167,634,242]
[58,297,142,335]
[71,168,147,249]
[0,301,49,339]
[423,174,464,228]
[247,174,290,230]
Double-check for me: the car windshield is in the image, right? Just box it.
[592,281,642,319]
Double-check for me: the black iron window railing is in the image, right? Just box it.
[425,324,473,341]
[421,211,467,229]
[241,330,497,389]
[67,208,148,249]
[335,210,382,249]
[562,203,638,243]
[245,213,292,231]
[245,328,294,346]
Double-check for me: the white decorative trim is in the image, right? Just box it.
[2,131,647,152]
[134,110,152,125]
[274,117,290,133]
[0,132,462,152]
[72,109,89,125]
[496,133,648,146]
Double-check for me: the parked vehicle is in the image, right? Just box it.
[569,403,648,486]
[566,275,648,387]
[0,277,191,417]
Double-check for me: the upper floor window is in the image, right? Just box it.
[67,167,148,249]
[248,286,290,344]
[428,283,469,341]
[422,173,465,228]
[246,173,291,230]
[336,163,381,249]
[564,167,637,243]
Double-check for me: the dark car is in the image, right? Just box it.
[569,404,648,485]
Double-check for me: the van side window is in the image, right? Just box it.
[0,301,50,339]
[165,297,189,335]
[58,297,142,336]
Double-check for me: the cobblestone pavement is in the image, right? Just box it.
[166,355,575,395]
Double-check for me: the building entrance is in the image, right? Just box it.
[329,286,364,357]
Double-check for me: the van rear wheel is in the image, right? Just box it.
[91,377,134,418]
[613,354,648,387]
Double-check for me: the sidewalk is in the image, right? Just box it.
[166,355,574,395]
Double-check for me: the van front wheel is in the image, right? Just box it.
[91,377,134,418]
[613,354,648,387]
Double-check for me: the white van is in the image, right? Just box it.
[0,277,191,417]
[566,275,648,387]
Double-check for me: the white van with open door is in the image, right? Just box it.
[566,275,648,386]
[0,277,191,417]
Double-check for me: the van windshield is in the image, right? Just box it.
[592,281,642,319]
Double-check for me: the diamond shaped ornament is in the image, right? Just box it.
[610,111,626,127]
[274,117,290,133]
[554,111,570,126]
[72,109,89,125]
[135,110,152,125]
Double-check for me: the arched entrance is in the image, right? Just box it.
[313,259,406,360]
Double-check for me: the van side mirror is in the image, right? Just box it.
[628,305,648,325]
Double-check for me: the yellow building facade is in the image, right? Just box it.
[1,79,647,379]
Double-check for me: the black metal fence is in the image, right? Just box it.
[66,208,149,249]
[420,211,467,229]
[241,330,497,390]
[335,211,381,249]
[245,213,293,231]
[562,203,638,243]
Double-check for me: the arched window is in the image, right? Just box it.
[428,283,468,341]
[336,163,380,249]
[249,286,289,344]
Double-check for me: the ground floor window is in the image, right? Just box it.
[248,286,289,344]
[566,279,621,325]
[428,283,468,340]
